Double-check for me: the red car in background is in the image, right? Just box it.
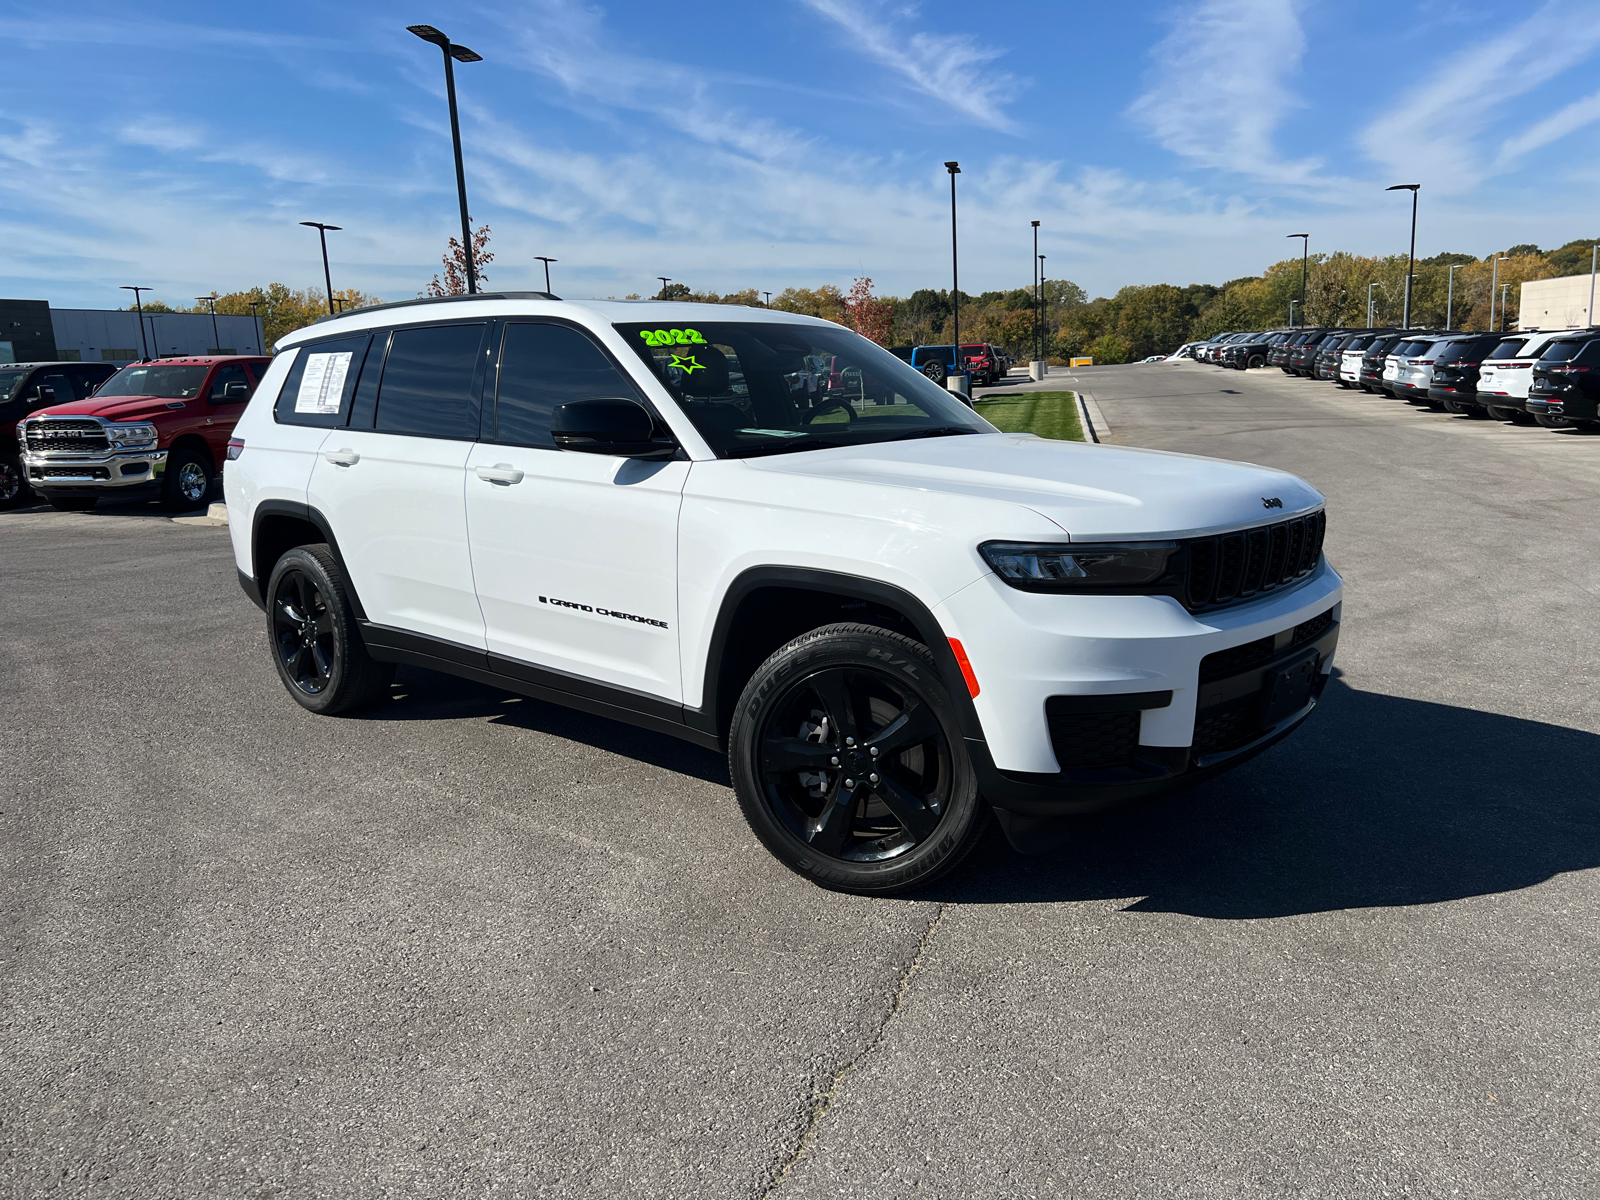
[18,355,271,511]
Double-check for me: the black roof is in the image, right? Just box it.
[309,290,562,327]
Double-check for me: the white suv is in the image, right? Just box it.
[225,295,1342,893]
[1475,328,1578,422]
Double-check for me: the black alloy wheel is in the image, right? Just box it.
[266,544,394,715]
[921,361,947,384]
[1247,354,1266,369]
[729,623,987,894]
[0,454,26,507]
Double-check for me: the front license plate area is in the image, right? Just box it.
[1261,653,1319,727]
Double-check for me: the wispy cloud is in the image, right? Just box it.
[1128,0,1318,184]
[1496,88,1600,167]
[798,0,1021,131]
[1362,3,1600,192]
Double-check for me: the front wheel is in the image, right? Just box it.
[1247,354,1265,369]
[266,544,394,715]
[729,623,989,894]
[0,454,27,508]
[162,444,213,511]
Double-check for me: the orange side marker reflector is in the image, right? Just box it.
[948,638,980,698]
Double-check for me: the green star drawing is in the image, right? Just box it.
[669,353,705,374]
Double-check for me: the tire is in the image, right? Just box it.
[265,544,394,715]
[161,443,213,511]
[728,622,989,895]
[46,494,97,512]
[0,454,27,508]
[1534,412,1573,429]
[921,362,946,384]
[1247,354,1265,369]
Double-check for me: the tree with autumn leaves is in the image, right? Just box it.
[427,224,495,297]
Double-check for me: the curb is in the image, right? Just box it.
[172,502,229,528]
[1075,391,1110,443]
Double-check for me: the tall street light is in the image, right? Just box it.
[763,291,772,308]
[534,256,557,293]
[196,295,220,353]
[1386,184,1420,328]
[1446,264,1461,330]
[408,24,483,296]
[945,161,962,390]
[1501,283,1511,332]
[1590,245,1598,327]
[1290,298,1300,327]
[1039,254,1047,360]
[300,222,341,314]
[1288,234,1309,327]
[657,276,672,300]
[1031,219,1041,363]
[247,300,264,353]
[1489,254,1509,332]
[119,285,152,360]
[1368,281,1379,328]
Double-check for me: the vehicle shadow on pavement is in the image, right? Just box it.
[936,674,1600,918]
[367,666,732,786]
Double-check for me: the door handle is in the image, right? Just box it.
[323,448,360,466]
[475,463,525,485]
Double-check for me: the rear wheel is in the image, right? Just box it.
[729,623,988,894]
[920,361,946,384]
[1535,412,1573,429]
[1247,354,1265,369]
[266,544,394,715]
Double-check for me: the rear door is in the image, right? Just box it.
[307,321,490,650]
[464,319,687,701]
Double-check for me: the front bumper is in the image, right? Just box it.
[935,561,1343,846]
[22,448,168,492]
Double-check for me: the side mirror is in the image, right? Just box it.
[552,398,674,458]
[221,381,251,400]
[33,385,56,405]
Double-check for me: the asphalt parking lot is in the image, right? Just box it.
[4,363,1597,1199]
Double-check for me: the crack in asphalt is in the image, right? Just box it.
[756,901,950,1199]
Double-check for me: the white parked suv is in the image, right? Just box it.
[1475,328,1578,422]
[225,295,1342,893]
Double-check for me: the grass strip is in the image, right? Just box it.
[972,391,1084,441]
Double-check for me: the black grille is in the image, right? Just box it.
[1292,608,1335,646]
[1198,635,1274,682]
[26,419,109,455]
[1193,704,1259,757]
[1183,511,1325,611]
[1047,710,1140,770]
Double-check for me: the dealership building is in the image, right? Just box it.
[0,298,267,365]
[1517,273,1600,331]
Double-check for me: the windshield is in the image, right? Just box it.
[0,370,27,402]
[1486,338,1529,360]
[617,321,993,458]
[95,364,210,399]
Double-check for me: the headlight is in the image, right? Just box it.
[981,541,1179,591]
[106,422,158,447]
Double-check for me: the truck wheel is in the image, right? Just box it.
[265,544,394,715]
[0,454,27,507]
[162,444,213,511]
[46,495,97,512]
[921,362,946,384]
[728,623,989,894]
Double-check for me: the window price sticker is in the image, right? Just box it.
[295,351,353,414]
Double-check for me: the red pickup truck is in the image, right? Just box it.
[18,355,271,511]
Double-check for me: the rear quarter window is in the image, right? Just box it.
[274,334,373,428]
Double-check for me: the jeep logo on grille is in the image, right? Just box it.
[1262,496,1283,509]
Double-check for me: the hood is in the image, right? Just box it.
[746,433,1322,540]
[33,396,192,422]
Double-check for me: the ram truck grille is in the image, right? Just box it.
[26,419,109,455]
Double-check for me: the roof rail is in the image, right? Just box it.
[308,290,562,327]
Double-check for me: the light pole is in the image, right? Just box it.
[196,295,220,353]
[1367,282,1379,328]
[1038,254,1047,359]
[119,286,152,360]
[1031,219,1041,363]
[1501,283,1511,332]
[763,291,772,308]
[1290,298,1300,327]
[1446,264,1460,330]
[534,256,557,293]
[944,161,963,388]
[657,276,671,300]
[1489,255,1509,332]
[1386,184,1420,328]
[247,300,264,353]
[408,25,483,296]
[1288,233,1309,327]
[300,221,340,315]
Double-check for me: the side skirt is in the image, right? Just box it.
[359,621,721,753]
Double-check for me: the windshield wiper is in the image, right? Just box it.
[723,438,851,459]
[890,426,981,440]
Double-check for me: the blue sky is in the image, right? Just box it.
[3,0,1599,309]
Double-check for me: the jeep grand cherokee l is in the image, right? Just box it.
[226,295,1342,894]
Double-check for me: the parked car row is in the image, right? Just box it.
[890,343,1011,387]
[1181,325,1599,431]
[2,354,270,509]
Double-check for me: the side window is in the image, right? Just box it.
[274,334,372,428]
[32,371,75,407]
[208,363,252,403]
[492,322,642,448]
[374,323,486,440]
[66,365,110,397]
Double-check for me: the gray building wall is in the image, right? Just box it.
[0,299,59,364]
[50,309,267,364]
